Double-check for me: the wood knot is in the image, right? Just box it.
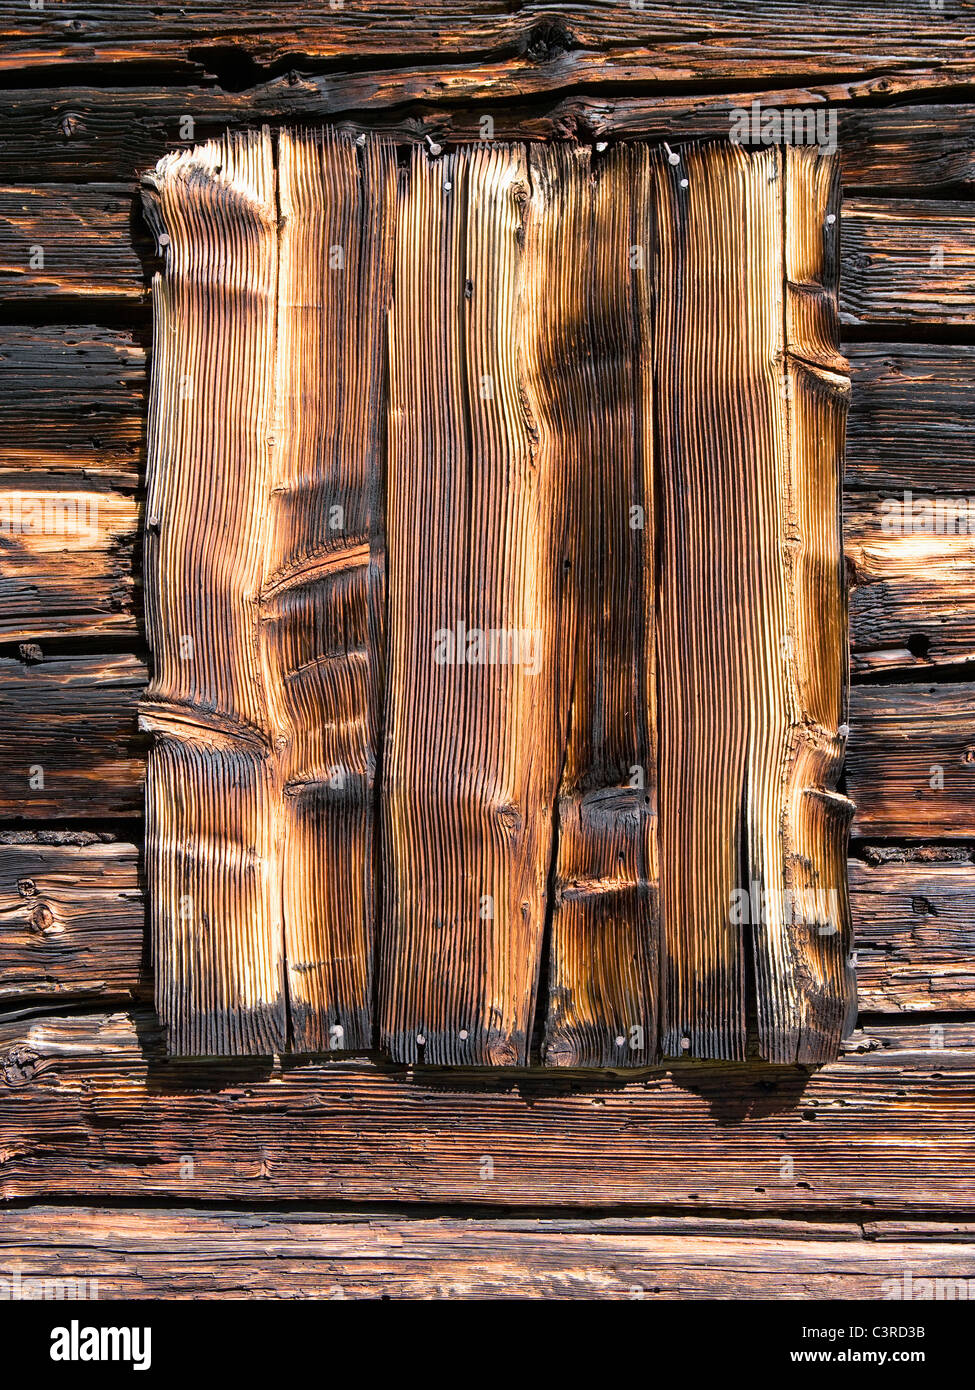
[30,902,57,934]
[525,19,574,64]
[2,1044,41,1087]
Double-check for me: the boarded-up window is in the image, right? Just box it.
[141,128,855,1066]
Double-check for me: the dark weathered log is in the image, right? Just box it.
[0,327,145,489]
[1,84,974,187]
[841,198,975,325]
[1,2,970,85]
[1,1206,971,1299]
[0,185,150,301]
[850,857,975,1014]
[0,490,138,640]
[3,841,970,1014]
[847,493,975,674]
[0,1009,973,1211]
[0,651,146,818]
[0,838,145,1003]
[847,684,975,838]
[845,343,975,495]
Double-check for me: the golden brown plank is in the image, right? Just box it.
[141,129,288,1055]
[653,144,853,1064]
[142,128,393,1055]
[380,144,567,1065]
[267,128,394,1051]
[0,489,138,640]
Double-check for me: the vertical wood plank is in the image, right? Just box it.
[767,144,855,1062]
[141,130,287,1055]
[380,145,566,1065]
[537,145,659,1068]
[266,129,394,1052]
[653,142,854,1063]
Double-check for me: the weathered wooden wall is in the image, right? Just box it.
[1,1,974,1298]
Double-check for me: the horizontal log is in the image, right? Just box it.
[846,343,975,494]
[850,857,975,1013]
[1,3,971,83]
[846,684,975,838]
[0,838,145,1003]
[0,1206,971,1299]
[841,199,975,326]
[0,1010,972,1210]
[0,326,145,488]
[0,185,150,302]
[0,491,139,640]
[1,841,970,1015]
[0,83,973,186]
[0,652,145,818]
[846,494,975,674]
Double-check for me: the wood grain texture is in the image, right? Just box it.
[847,685,975,838]
[1,1,970,84]
[268,128,394,1051]
[1,1206,972,1300]
[1,1009,973,1212]
[381,143,564,1065]
[0,185,150,301]
[0,490,138,640]
[851,857,975,1014]
[537,144,657,1069]
[2,661,968,836]
[653,143,852,1065]
[141,127,395,1055]
[6,338,974,677]
[0,651,146,818]
[0,837,145,1003]
[4,87,975,187]
[846,343,975,495]
[2,842,971,1015]
[141,128,288,1056]
[0,326,145,489]
[841,198,975,325]
[847,494,975,674]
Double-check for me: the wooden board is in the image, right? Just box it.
[1,1009,973,1212]
[0,837,145,1003]
[2,89,975,187]
[0,185,150,301]
[2,2,971,85]
[1,1206,971,1299]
